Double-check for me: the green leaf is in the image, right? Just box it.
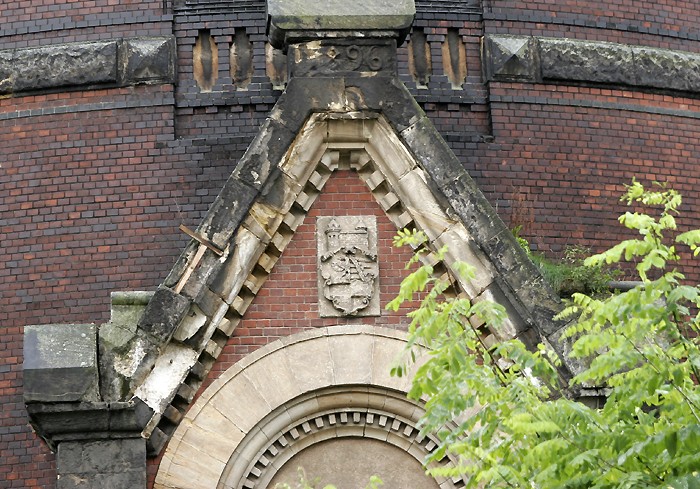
[665,431,678,458]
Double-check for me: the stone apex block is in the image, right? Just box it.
[24,324,99,403]
[268,0,415,30]
[267,0,415,48]
[483,35,536,82]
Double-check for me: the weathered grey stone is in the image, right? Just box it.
[26,401,144,451]
[505,274,566,337]
[209,227,267,303]
[99,291,153,401]
[484,35,536,81]
[344,76,423,133]
[24,324,99,403]
[0,50,13,93]
[0,37,176,94]
[631,46,700,92]
[267,0,415,49]
[484,35,700,94]
[57,438,146,489]
[119,37,175,85]
[198,176,259,249]
[172,305,207,343]
[433,171,503,246]
[0,42,118,94]
[400,115,466,188]
[289,40,397,77]
[270,77,346,132]
[137,286,191,344]
[163,241,201,289]
[539,38,634,85]
[233,118,296,190]
[177,250,226,301]
[101,291,152,349]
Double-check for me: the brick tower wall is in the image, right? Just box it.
[3,1,700,486]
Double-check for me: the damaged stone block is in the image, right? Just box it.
[24,324,99,403]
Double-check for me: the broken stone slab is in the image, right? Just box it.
[99,291,154,402]
[24,324,99,403]
[267,0,415,49]
[97,286,191,401]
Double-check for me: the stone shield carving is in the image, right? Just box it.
[318,216,379,317]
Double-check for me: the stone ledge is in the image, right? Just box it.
[484,34,700,95]
[0,36,175,96]
[26,401,147,451]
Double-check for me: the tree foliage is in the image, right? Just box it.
[389,180,700,488]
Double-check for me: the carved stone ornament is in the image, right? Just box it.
[318,216,379,317]
[289,40,396,77]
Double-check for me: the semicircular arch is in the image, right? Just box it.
[155,325,468,489]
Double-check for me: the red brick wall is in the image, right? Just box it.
[0,86,213,488]
[461,83,700,282]
[1,0,164,30]
[485,0,700,52]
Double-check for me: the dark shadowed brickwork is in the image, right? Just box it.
[3,1,700,487]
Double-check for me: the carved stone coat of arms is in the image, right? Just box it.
[317,216,379,317]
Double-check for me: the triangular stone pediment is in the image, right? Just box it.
[123,105,569,454]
